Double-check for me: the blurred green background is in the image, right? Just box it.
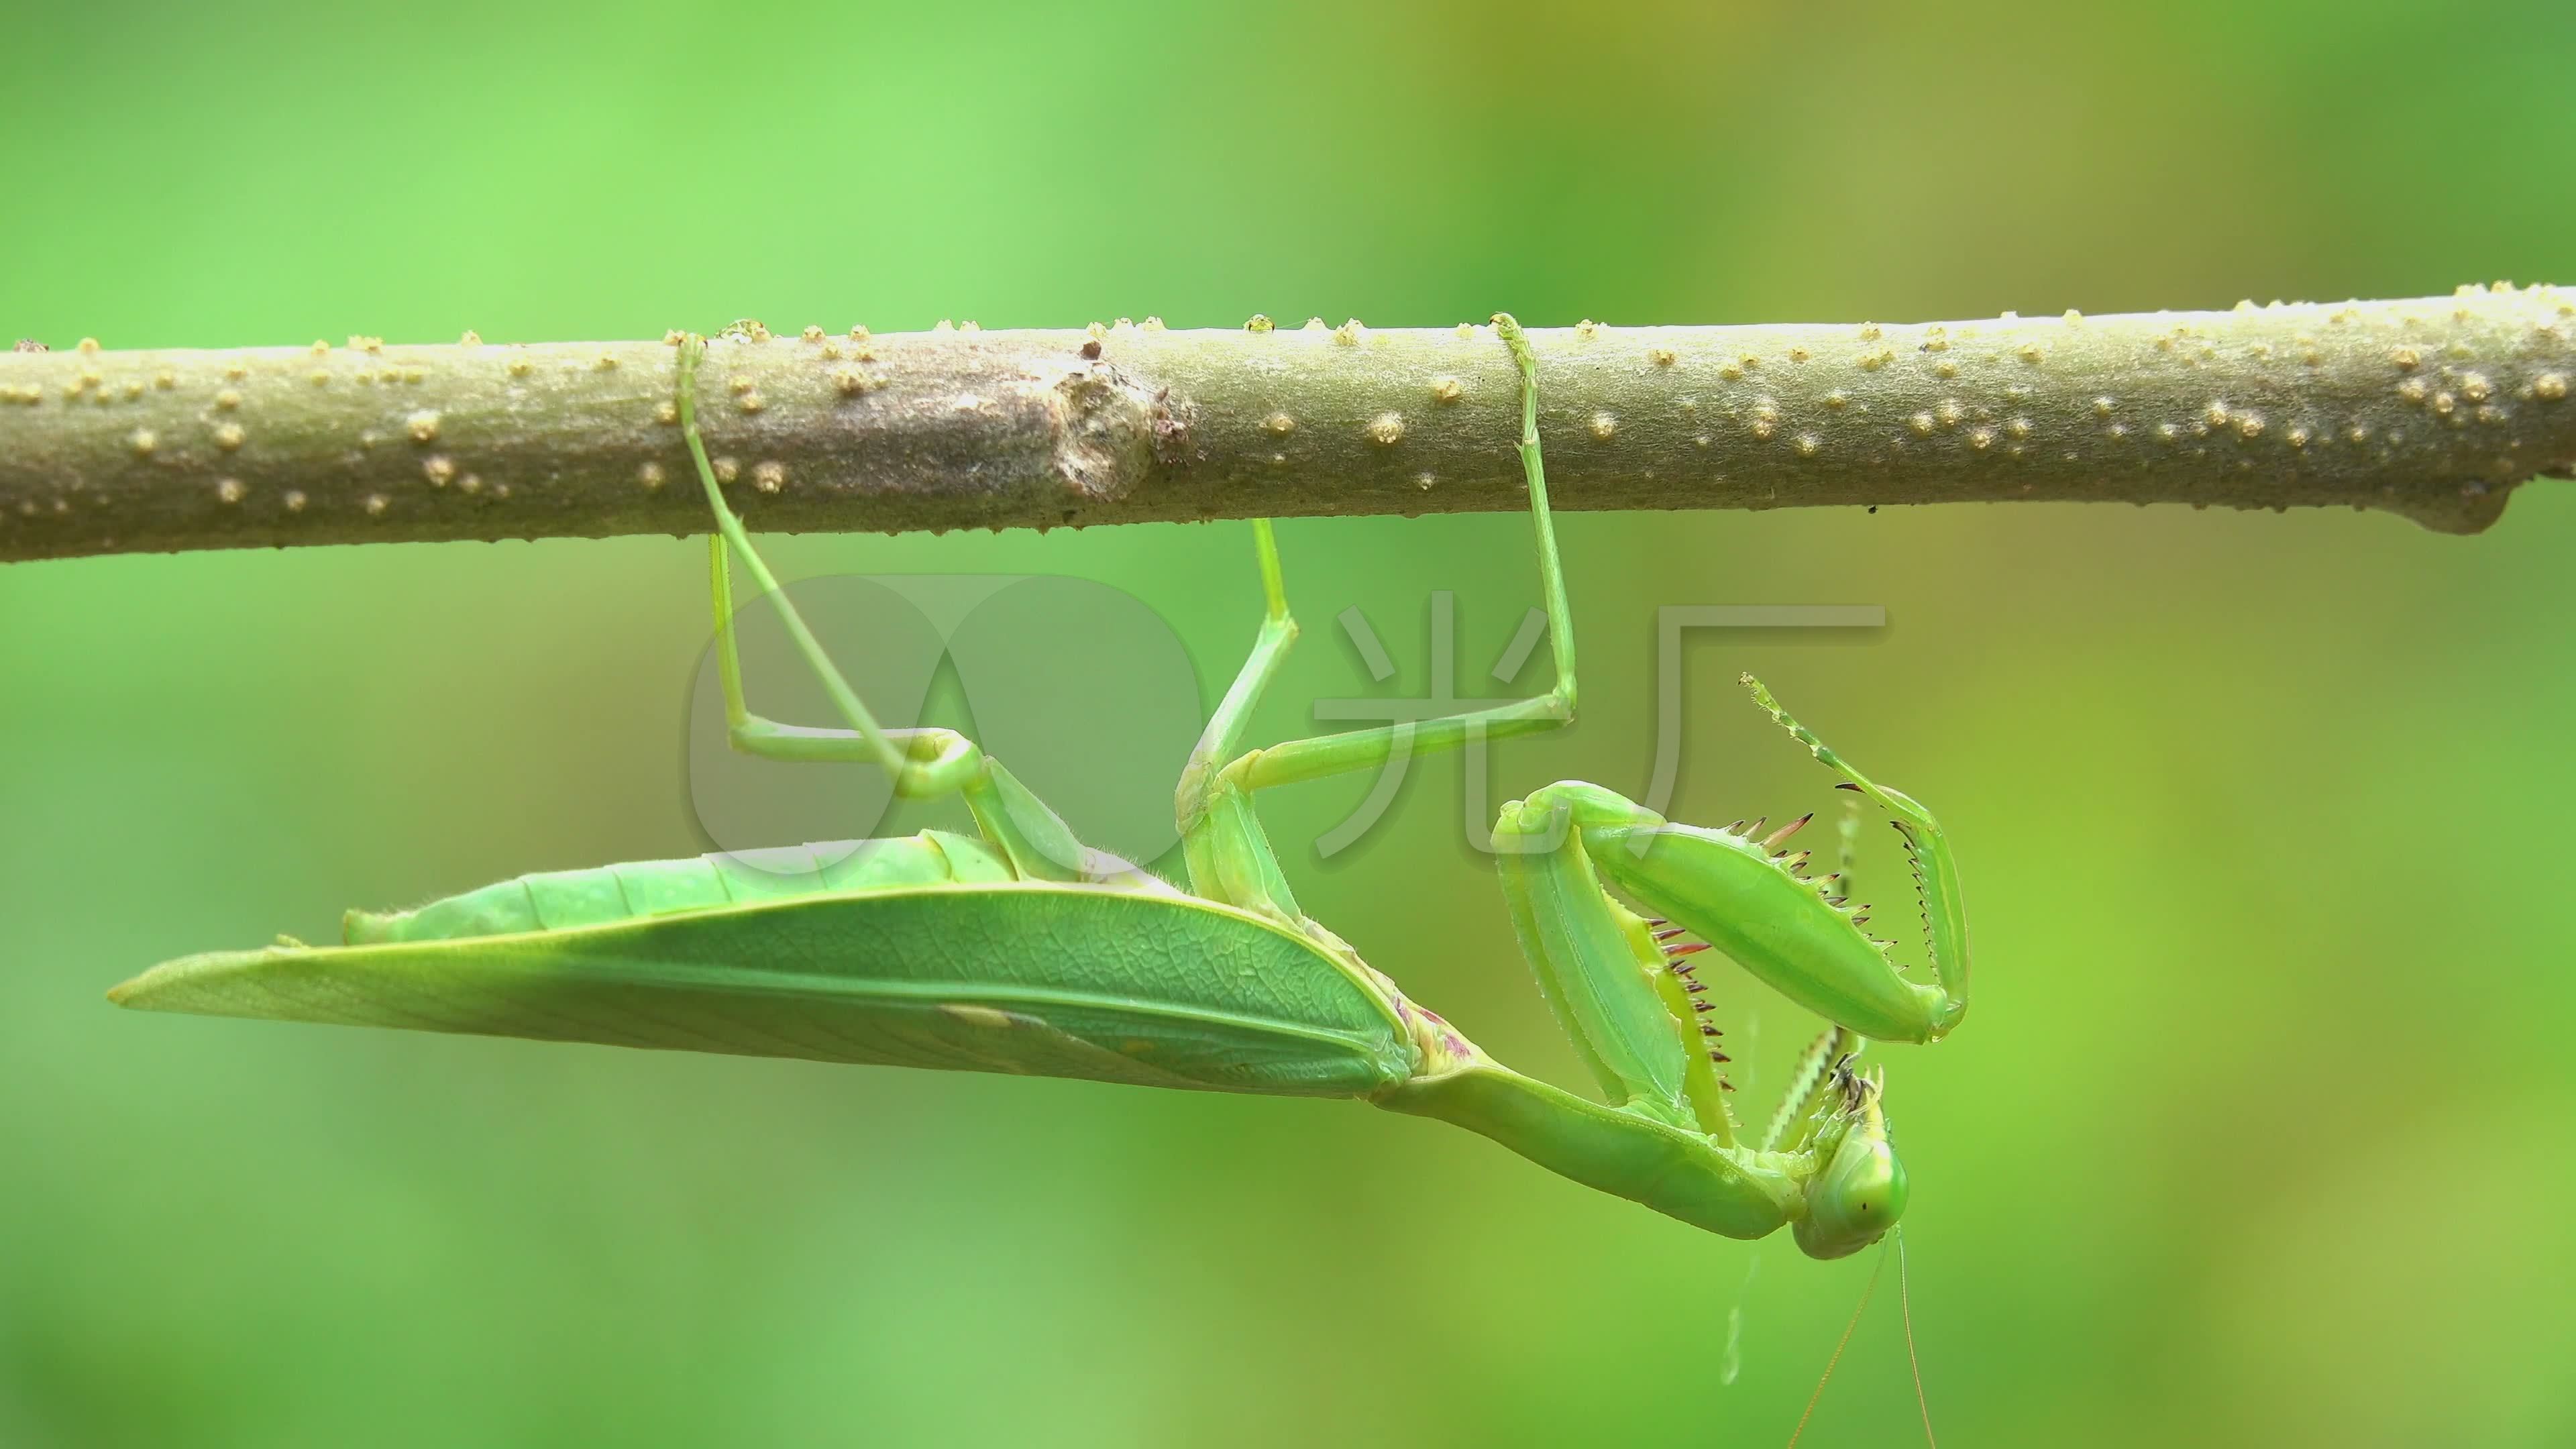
[7,1,2575,1444]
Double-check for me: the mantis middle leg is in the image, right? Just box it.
[1176,315,1578,924]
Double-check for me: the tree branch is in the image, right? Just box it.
[6,289,2573,562]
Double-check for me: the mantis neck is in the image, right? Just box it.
[1376,1063,1803,1241]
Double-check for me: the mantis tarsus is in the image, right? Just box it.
[113,315,1970,1265]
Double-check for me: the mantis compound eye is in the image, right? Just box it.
[1792,1116,1909,1260]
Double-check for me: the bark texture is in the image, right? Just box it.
[6,288,2573,562]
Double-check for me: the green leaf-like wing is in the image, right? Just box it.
[111,884,1418,1097]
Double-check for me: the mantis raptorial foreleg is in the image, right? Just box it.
[1485,670,1969,1049]
[1758,798,1871,1154]
[1742,674,1971,1019]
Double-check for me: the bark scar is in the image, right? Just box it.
[1049,360,1161,504]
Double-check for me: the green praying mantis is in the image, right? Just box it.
[111,316,1970,1263]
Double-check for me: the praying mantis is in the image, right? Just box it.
[110,315,1970,1262]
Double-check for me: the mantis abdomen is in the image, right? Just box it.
[342,831,1016,945]
[120,875,1423,1097]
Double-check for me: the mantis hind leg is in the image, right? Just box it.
[676,336,1090,881]
[1173,519,1311,919]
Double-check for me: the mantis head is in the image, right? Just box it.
[1792,1063,1908,1260]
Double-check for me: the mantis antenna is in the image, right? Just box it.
[1786,1239,1888,1448]
[1784,1227,1937,1448]
[1900,1226,1937,1446]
